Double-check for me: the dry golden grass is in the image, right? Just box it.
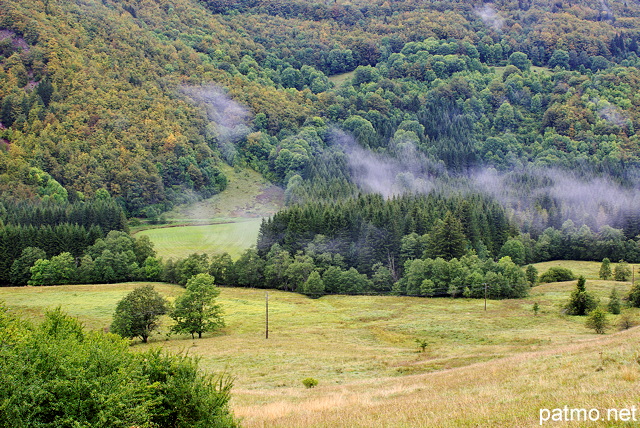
[2,278,639,427]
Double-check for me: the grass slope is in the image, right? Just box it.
[163,164,284,223]
[1,262,638,427]
[135,164,283,259]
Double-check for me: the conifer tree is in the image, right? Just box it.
[565,276,598,316]
[599,258,612,280]
[427,212,467,261]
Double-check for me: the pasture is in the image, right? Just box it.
[134,164,281,260]
[1,260,639,427]
[136,220,262,260]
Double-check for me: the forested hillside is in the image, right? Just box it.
[3,0,640,283]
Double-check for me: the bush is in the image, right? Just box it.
[302,377,318,388]
[614,260,631,281]
[585,308,608,334]
[628,282,640,307]
[618,312,636,330]
[0,306,238,428]
[539,267,576,283]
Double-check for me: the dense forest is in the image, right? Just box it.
[2,0,640,293]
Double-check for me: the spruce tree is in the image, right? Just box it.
[427,212,467,261]
[599,258,612,280]
[608,287,621,314]
[565,276,598,316]
[525,265,538,287]
[614,260,631,281]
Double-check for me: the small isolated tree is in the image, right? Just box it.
[415,338,428,353]
[585,308,608,334]
[565,276,598,316]
[532,302,540,316]
[171,273,224,339]
[111,285,168,343]
[607,287,621,314]
[614,260,631,281]
[618,312,636,330]
[599,258,612,280]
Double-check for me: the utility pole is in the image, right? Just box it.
[265,291,269,339]
[484,283,487,311]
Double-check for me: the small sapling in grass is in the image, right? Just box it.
[302,377,318,388]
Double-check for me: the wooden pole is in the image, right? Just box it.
[484,283,487,311]
[265,291,269,339]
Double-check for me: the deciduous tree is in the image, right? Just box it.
[171,273,224,339]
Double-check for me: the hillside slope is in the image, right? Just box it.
[3,0,640,219]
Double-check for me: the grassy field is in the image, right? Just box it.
[136,220,262,260]
[1,261,639,427]
[162,164,283,224]
[328,71,355,86]
[134,164,283,259]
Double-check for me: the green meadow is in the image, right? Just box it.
[136,220,262,260]
[1,261,639,427]
[134,165,282,260]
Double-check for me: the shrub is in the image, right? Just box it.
[0,306,238,428]
[628,282,640,307]
[618,312,636,330]
[539,267,576,283]
[302,377,318,388]
[532,302,540,316]
[614,260,631,281]
[585,308,608,334]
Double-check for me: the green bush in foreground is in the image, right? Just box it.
[0,305,238,428]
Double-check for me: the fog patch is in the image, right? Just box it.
[330,128,438,197]
[180,85,251,163]
[474,4,505,31]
